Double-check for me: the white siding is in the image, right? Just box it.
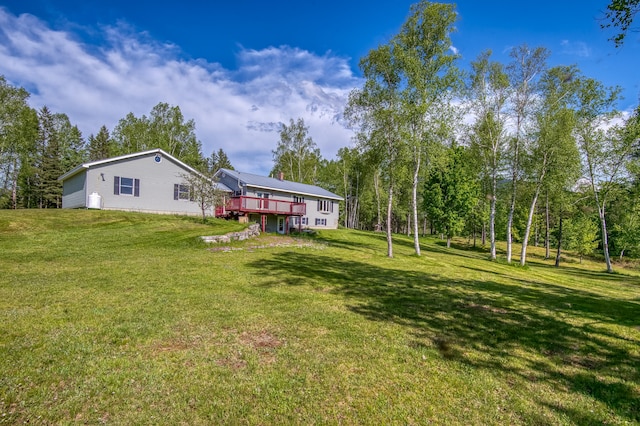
[64,152,208,215]
[61,172,86,209]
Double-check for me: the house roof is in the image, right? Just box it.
[58,149,232,192]
[216,168,343,201]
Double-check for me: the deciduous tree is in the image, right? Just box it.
[519,66,581,265]
[467,51,510,260]
[271,118,321,184]
[574,77,629,272]
[346,43,404,257]
[601,0,640,46]
[423,144,478,248]
[505,45,549,263]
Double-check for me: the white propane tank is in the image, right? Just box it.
[88,192,102,209]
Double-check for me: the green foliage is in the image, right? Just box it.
[88,125,115,161]
[0,76,39,209]
[207,148,234,173]
[112,102,204,167]
[612,210,640,259]
[423,144,478,244]
[271,117,321,184]
[466,50,510,259]
[574,76,629,271]
[601,0,640,46]
[179,170,226,222]
[564,215,599,262]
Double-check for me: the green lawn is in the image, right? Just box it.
[1,210,638,424]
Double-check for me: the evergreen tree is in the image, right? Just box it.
[88,125,114,161]
[37,106,63,208]
[207,148,234,173]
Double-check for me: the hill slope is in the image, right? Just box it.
[1,210,638,424]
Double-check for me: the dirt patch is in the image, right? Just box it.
[215,354,248,370]
[239,329,284,350]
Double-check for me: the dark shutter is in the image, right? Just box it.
[174,184,179,200]
[114,176,120,195]
[134,179,140,197]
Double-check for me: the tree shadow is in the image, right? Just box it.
[247,251,640,424]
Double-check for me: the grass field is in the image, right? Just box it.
[1,209,638,425]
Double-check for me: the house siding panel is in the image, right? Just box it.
[61,172,87,209]
[63,152,205,215]
[80,152,204,215]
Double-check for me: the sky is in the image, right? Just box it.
[0,0,638,175]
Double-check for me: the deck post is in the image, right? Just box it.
[285,216,290,235]
[261,214,267,232]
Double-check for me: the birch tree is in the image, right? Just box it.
[271,118,321,184]
[467,51,509,260]
[505,45,549,263]
[345,44,403,258]
[394,0,460,256]
[519,66,581,265]
[574,77,631,272]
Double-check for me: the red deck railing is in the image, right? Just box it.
[221,196,306,216]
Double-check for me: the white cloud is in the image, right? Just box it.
[0,8,361,175]
[560,39,592,58]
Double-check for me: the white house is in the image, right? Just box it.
[214,168,343,233]
[58,149,231,216]
[58,149,343,233]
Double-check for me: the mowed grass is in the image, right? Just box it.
[1,210,638,425]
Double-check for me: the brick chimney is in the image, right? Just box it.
[278,171,284,181]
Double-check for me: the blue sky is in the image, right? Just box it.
[0,0,638,174]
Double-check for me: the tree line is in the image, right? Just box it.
[0,82,233,210]
[2,1,639,271]
[272,1,640,271]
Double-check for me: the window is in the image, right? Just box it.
[293,217,308,225]
[174,184,192,201]
[114,176,140,197]
[315,218,327,226]
[294,195,305,203]
[317,199,333,213]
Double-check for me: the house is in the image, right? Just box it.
[58,149,231,216]
[214,168,343,233]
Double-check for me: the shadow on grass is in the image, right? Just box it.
[248,251,640,424]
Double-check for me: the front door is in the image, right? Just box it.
[277,216,285,234]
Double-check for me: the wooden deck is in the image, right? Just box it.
[217,196,306,217]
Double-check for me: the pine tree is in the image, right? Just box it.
[88,125,113,161]
[37,106,63,208]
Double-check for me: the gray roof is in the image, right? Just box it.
[58,148,232,192]
[217,168,343,201]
